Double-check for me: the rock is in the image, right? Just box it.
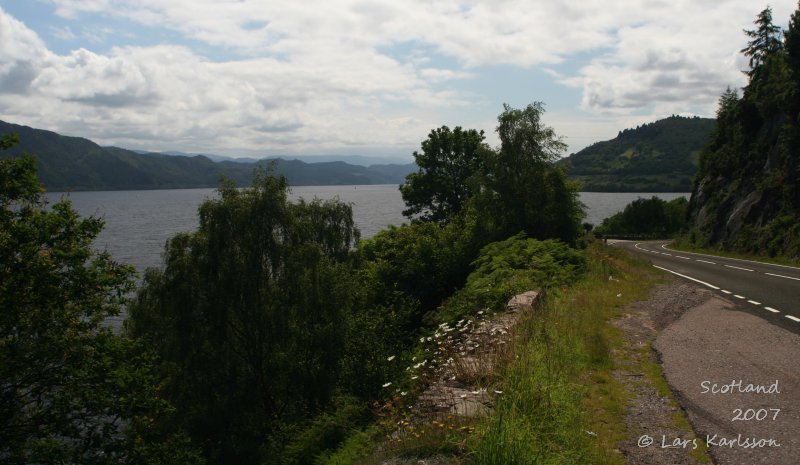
[506,290,540,312]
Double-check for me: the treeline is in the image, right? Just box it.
[688,4,800,258]
[1,103,588,464]
[595,196,689,237]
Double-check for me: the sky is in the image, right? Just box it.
[0,1,796,162]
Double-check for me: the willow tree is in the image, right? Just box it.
[127,170,360,464]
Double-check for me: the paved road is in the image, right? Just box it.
[613,240,800,334]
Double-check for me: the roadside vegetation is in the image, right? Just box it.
[594,196,688,238]
[1,101,592,464]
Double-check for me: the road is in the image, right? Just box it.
[613,240,800,334]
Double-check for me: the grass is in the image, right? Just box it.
[466,243,656,464]
[323,240,710,464]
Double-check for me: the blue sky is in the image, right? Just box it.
[0,0,795,161]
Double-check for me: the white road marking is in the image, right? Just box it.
[724,265,754,272]
[721,290,731,294]
[734,295,746,299]
[662,253,673,256]
[764,307,781,313]
[765,272,800,282]
[697,259,717,265]
[748,300,761,305]
[786,315,800,323]
[676,256,691,260]
[660,242,800,270]
[652,265,720,290]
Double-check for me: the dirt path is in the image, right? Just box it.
[616,277,800,465]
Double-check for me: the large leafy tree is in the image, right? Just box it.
[399,126,490,223]
[0,138,200,464]
[127,170,360,464]
[482,102,584,243]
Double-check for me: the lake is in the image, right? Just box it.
[48,186,689,274]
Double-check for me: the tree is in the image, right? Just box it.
[126,170,360,464]
[400,126,489,223]
[481,102,584,243]
[742,6,783,76]
[0,141,201,464]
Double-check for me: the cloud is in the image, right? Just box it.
[2,1,797,157]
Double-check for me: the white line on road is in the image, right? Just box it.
[786,315,800,323]
[721,290,731,294]
[764,307,781,313]
[748,300,761,305]
[724,265,754,272]
[660,243,800,270]
[765,272,800,282]
[652,265,720,290]
[662,253,672,256]
[676,256,691,260]
[734,295,746,299]
[697,259,717,264]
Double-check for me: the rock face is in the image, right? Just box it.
[687,98,800,258]
[685,7,800,259]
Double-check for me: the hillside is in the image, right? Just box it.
[0,121,415,191]
[687,7,800,259]
[562,116,714,192]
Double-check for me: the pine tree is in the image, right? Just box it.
[742,6,784,76]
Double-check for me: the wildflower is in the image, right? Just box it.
[494,390,503,394]
[616,293,622,297]
[401,391,407,396]
[382,382,392,388]
[411,376,418,380]
[387,355,396,361]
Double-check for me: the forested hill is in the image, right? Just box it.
[0,121,415,191]
[561,116,714,192]
[688,7,800,259]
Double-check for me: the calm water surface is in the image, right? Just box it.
[48,187,688,274]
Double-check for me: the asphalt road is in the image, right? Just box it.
[613,240,800,334]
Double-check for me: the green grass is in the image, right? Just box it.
[465,243,656,464]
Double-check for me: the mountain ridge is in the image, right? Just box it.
[0,121,416,191]
[561,115,715,192]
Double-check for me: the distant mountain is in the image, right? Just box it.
[135,150,412,166]
[0,121,416,191]
[561,116,715,192]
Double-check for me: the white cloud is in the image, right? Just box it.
[2,1,797,157]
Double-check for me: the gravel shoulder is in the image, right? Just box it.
[616,276,800,465]
[613,280,713,465]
